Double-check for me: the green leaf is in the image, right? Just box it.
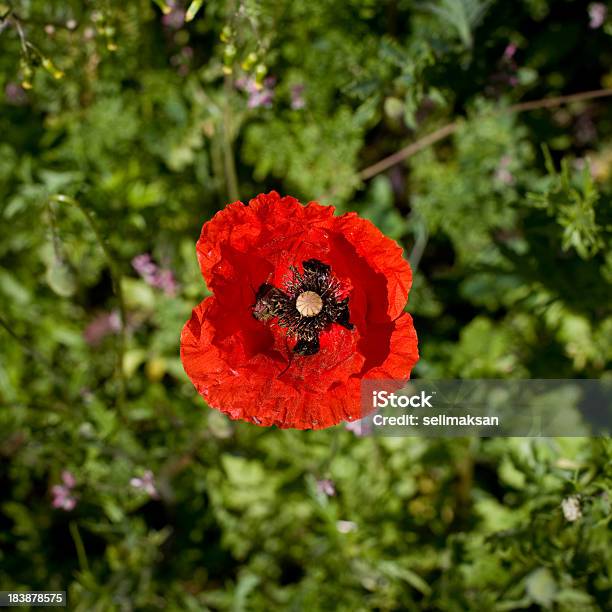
[426,0,493,48]
[221,455,265,486]
[379,560,432,596]
[103,499,125,523]
[123,349,146,377]
[499,457,526,489]
[185,0,204,22]
[152,0,172,14]
[525,567,557,607]
[232,572,260,612]
[45,259,76,297]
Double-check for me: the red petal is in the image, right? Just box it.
[181,300,418,430]
[196,192,335,289]
[182,193,419,430]
[331,212,412,321]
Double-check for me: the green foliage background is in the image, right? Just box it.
[1,0,611,609]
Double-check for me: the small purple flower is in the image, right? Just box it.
[130,470,159,499]
[316,478,336,497]
[495,155,515,185]
[236,76,275,109]
[503,43,517,59]
[132,253,178,296]
[51,471,77,511]
[507,75,519,87]
[162,1,186,29]
[290,84,306,110]
[157,269,178,295]
[486,41,520,95]
[588,3,607,29]
[170,46,193,76]
[83,310,121,346]
[132,253,156,277]
[62,470,77,488]
[4,83,28,106]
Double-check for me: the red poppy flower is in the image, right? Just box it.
[180,192,418,429]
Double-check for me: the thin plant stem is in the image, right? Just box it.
[360,123,458,180]
[409,215,429,273]
[11,16,29,55]
[0,314,58,376]
[358,88,612,181]
[222,75,240,202]
[50,195,127,407]
[69,521,90,573]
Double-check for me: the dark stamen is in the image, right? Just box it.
[252,259,353,355]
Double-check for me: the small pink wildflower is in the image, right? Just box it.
[316,478,336,497]
[130,470,159,499]
[4,83,28,106]
[61,470,77,488]
[290,84,306,110]
[503,43,517,59]
[51,471,77,511]
[132,254,178,296]
[495,155,515,185]
[83,310,121,346]
[235,76,275,109]
[588,3,607,29]
[162,1,186,29]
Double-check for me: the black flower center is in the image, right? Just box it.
[252,258,353,355]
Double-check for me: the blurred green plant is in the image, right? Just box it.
[528,145,605,259]
[1,0,611,610]
[425,0,493,49]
